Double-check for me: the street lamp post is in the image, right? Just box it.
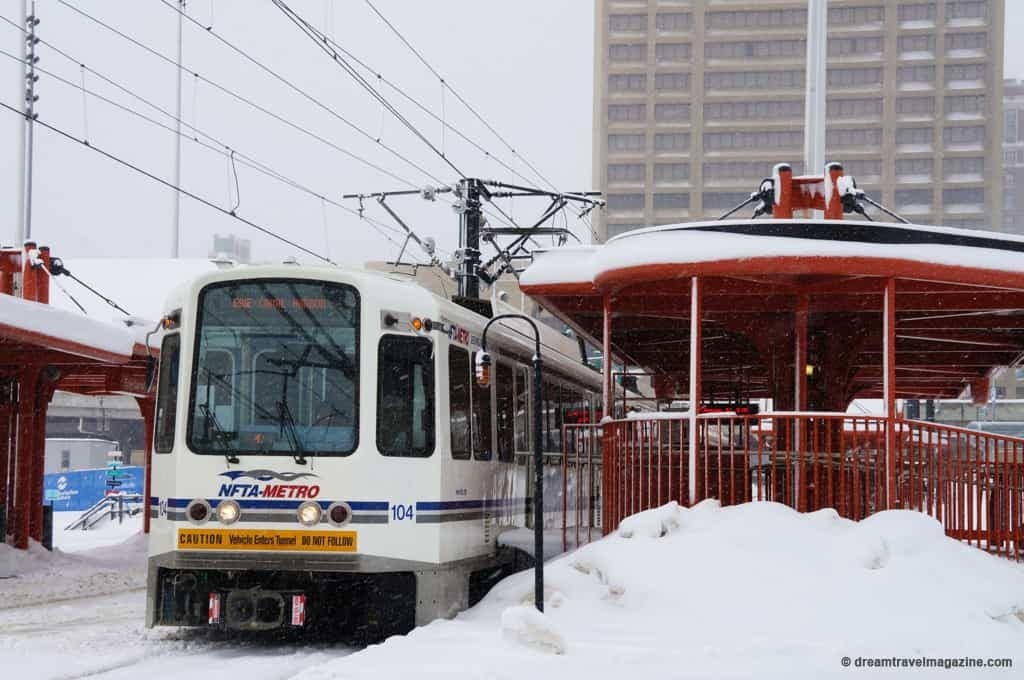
[477,313,545,613]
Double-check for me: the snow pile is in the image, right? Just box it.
[0,516,146,610]
[298,501,1024,680]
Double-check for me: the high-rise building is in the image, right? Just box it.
[594,0,1005,240]
[1005,78,1024,233]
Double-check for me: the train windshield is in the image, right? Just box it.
[187,279,360,457]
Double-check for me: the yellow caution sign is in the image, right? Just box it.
[177,528,357,552]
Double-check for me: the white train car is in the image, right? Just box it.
[145,264,600,637]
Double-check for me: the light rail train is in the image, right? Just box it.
[145,264,601,637]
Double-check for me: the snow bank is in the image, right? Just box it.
[297,502,1024,680]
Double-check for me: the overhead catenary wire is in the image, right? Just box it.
[0,100,337,264]
[0,30,420,255]
[52,0,441,190]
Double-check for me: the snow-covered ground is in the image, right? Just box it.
[2,502,1023,679]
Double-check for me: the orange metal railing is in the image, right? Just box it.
[560,424,603,552]
[571,413,1024,559]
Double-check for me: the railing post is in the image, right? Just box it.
[884,278,897,509]
[688,276,702,505]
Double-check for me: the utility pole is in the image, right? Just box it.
[22,1,39,242]
[14,0,26,245]
[171,0,185,257]
[804,0,827,218]
[456,178,483,298]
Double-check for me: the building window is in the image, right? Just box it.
[608,103,646,122]
[609,13,647,33]
[704,160,801,180]
[654,162,690,183]
[654,132,690,152]
[705,70,804,91]
[828,6,884,25]
[943,156,984,178]
[703,192,753,210]
[945,95,985,116]
[944,64,986,85]
[655,12,691,32]
[896,96,936,115]
[828,37,884,57]
[896,158,934,177]
[826,128,883,147]
[946,1,987,21]
[704,130,802,150]
[896,127,934,145]
[705,100,804,121]
[827,68,883,89]
[61,450,71,471]
[897,34,935,55]
[943,187,984,205]
[705,40,804,60]
[826,98,883,120]
[943,125,985,146]
[895,189,933,206]
[897,65,936,85]
[655,43,691,63]
[608,73,646,92]
[899,4,936,23]
[1007,109,1020,144]
[608,133,645,153]
[653,193,689,210]
[654,103,690,122]
[945,32,986,52]
[705,9,806,29]
[654,72,690,92]
[609,43,647,63]
[606,193,645,211]
[607,163,645,183]
[843,159,882,177]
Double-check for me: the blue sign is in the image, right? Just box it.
[43,466,144,512]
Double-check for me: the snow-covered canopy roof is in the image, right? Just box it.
[520,220,1024,404]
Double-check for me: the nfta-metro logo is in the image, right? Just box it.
[217,469,321,499]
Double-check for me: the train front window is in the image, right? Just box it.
[187,280,360,456]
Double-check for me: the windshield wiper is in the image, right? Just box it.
[276,398,307,465]
[199,402,239,464]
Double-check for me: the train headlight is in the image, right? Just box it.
[326,501,352,527]
[215,500,241,525]
[187,498,211,525]
[297,501,322,526]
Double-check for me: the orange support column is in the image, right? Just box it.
[688,276,702,505]
[602,295,613,419]
[12,367,39,549]
[883,278,897,510]
[137,396,155,534]
[29,382,55,542]
[0,402,9,537]
[4,389,16,539]
[772,163,793,219]
[824,163,844,220]
[794,294,809,512]
[21,241,37,302]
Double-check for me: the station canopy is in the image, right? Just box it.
[519,220,1024,407]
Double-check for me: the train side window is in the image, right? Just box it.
[472,363,493,461]
[496,361,514,462]
[448,346,472,460]
[543,379,562,453]
[514,366,530,453]
[155,333,180,453]
[377,335,435,457]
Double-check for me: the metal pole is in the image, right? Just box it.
[171,0,185,257]
[532,348,544,612]
[804,0,827,216]
[14,0,26,245]
[457,178,482,298]
[23,1,38,242]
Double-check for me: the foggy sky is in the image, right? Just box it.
[1,1,1022,266]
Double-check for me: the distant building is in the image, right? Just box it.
[1005,78,1024,232]
[594,0,1005,240]
[209,233,252,263]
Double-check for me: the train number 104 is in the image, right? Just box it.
[392,504,414,521]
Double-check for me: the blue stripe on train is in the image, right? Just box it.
[416,497,524,511]
[158,497,388,511]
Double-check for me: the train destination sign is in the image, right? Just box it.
[177,528,357,553]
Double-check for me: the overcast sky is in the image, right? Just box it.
[1,1,1022,266]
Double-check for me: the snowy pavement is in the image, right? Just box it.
[2,502,1023,679]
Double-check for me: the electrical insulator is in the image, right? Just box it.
[475,350,491,387]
